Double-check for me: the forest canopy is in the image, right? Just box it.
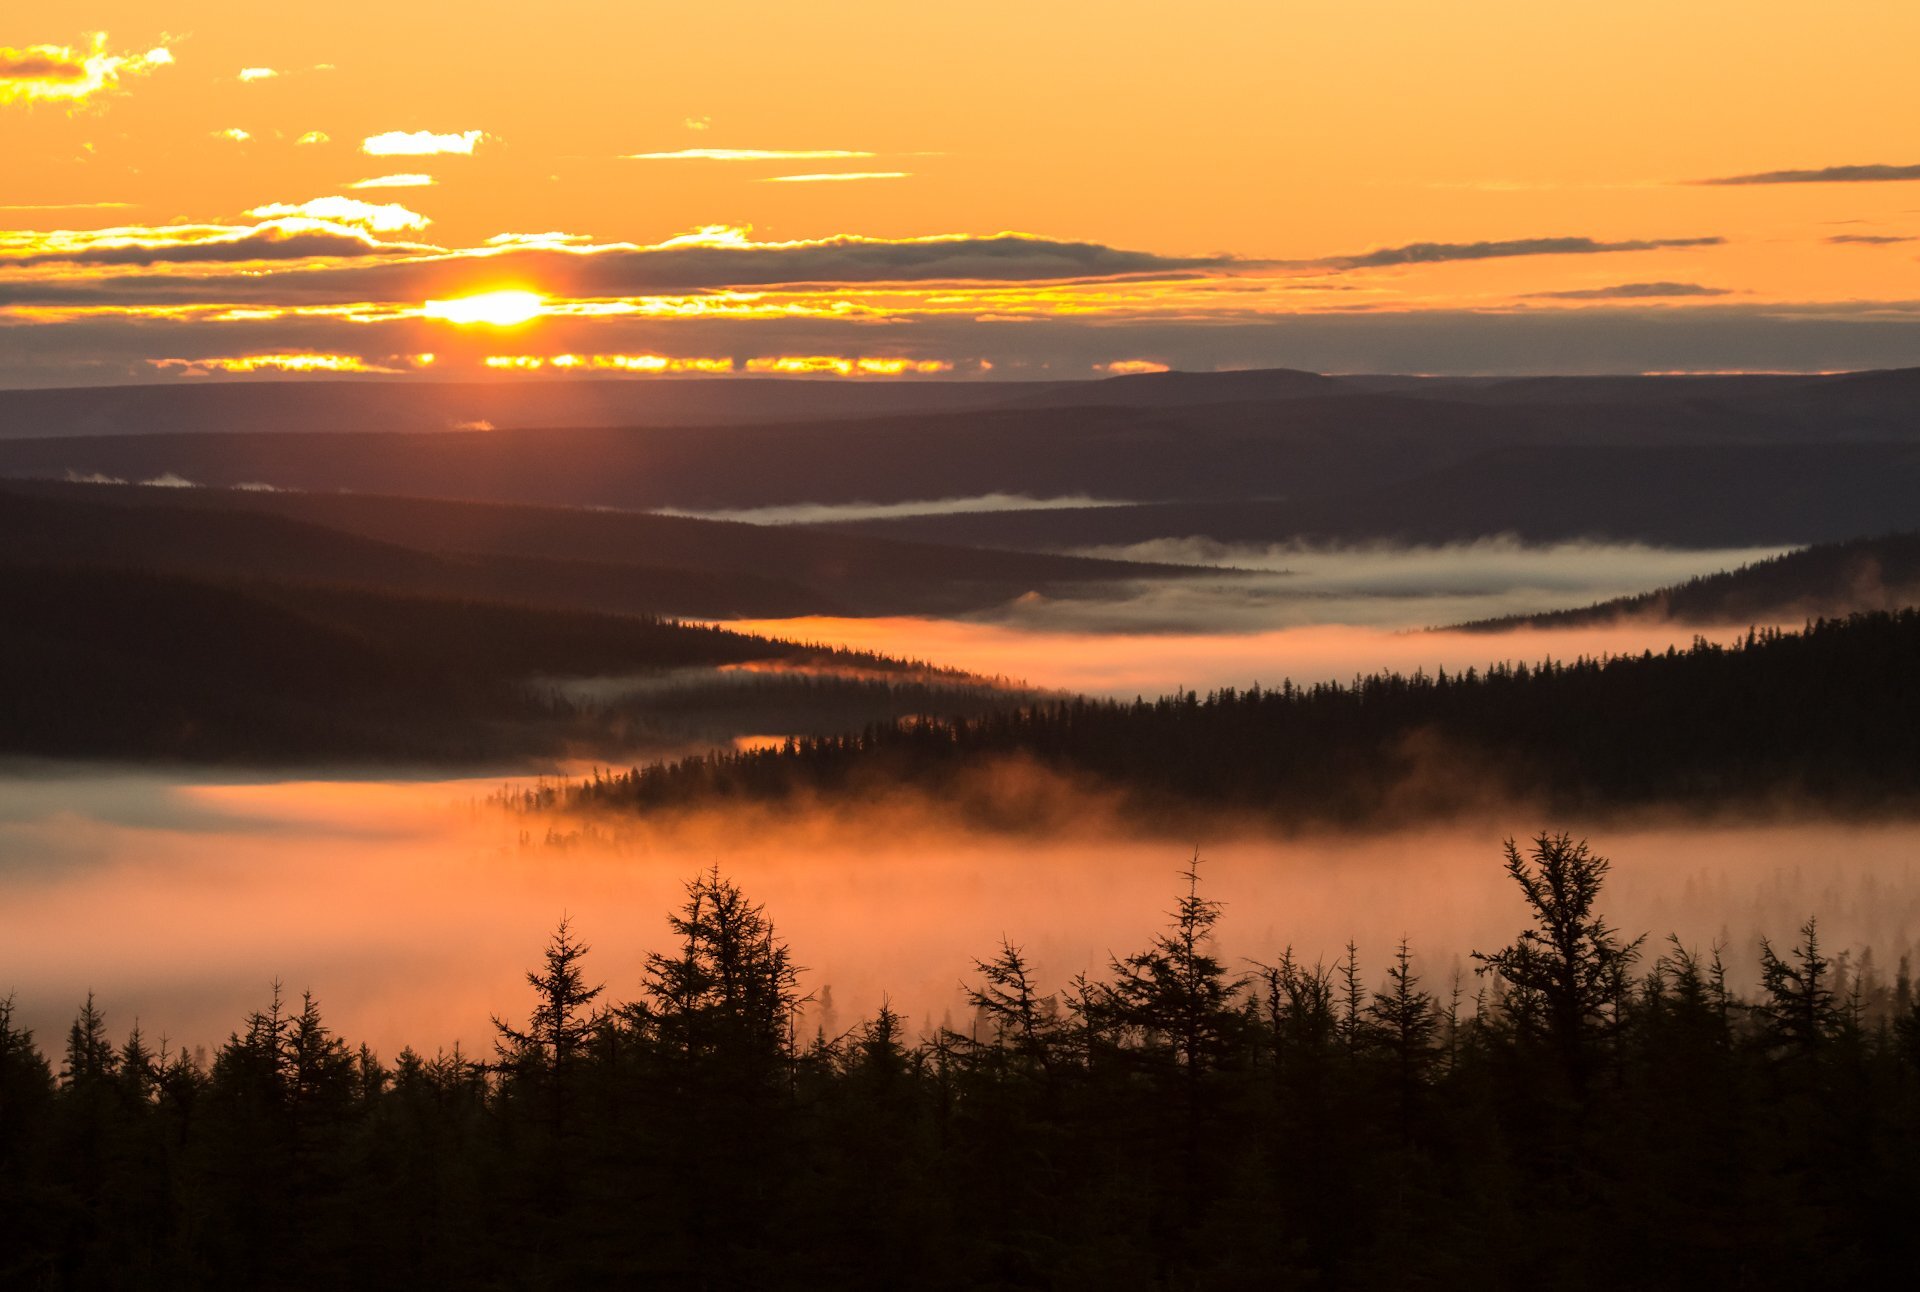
[5,838,1918,1287]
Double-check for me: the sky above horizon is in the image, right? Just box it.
[5,2,1920,386]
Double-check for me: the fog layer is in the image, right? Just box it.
[3,771,1915,1060]
[716,617,1764,697]
[656,493,1130,526]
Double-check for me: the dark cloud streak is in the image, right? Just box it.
[4,227,429,268]
[1699,163,1920,186]
[1305,236,1723,272]
[1526,281,1731,300]
[0,235,1248,307]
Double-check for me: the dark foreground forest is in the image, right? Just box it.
[572,610,1920,828]
[5,837,1918,1289]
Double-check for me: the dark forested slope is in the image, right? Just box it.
[578,612,1920,826]
[0,565,1012,765]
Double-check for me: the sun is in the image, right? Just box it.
[423,290,546,326]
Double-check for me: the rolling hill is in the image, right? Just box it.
[0,480,1209,619]
[0,562,1025,766]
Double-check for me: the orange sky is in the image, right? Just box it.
[5,2,1920,383]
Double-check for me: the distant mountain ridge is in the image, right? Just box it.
[10,366,1920,549]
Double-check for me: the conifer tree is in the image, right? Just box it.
[0,995,54,1162]
[962,938,1058,1073]
[1368,940,1439,1101]
[494,917,603,1073]
[1755,918,1839,1058]
[633,868,800,1082]
[1473,833,1643,1084]
[61,992,118,1091]
[1102,858,1241,1074]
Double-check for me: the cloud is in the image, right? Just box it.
[295,131,330,146]
[18,298,1920,388]
[0,201,134,211]
[742,356,953,376]
[349,174,435,189]
[363,130,484,157]
[483,353,738,373]
[1303,236,1723,272]
[684,116,711,131]
[237,67,278,82]
[148,353,409,375]
[244,197,431,233]
[212,128,251,143]
[0,230,1246,308]
[0,34,172,109]
[0,220,427,267]
[1825,233,1914,245]
[509,231,1244,292]
[481,231,594,247]
[764,172,910,183]
[1698,163,1920,186]
[625,148,877,161]
[1526,281,1732,300]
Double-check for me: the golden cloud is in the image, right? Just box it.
[0,34,172,109]
[624,148,875,161]
[744,355,954,376]
[764,172,910,183]
[363,130,485,157]
[349,174,435,189]
[555,353,734,373]
[245,197,431,233]
[295,131,330,146]
[237,67,278,82]
[148,353,403,375]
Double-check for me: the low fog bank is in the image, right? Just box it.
[1031,538,1790,633]
[2,770,1916,1061]
[656,493,1131,527]
[715,615,1767,698]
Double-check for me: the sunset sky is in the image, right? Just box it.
[5,1,1920,385]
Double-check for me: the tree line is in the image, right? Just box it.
[5,836,1919,1288]
[574,610,1920,827]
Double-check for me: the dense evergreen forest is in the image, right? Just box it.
[575,610,1920,827]
[5,837,1918,1288]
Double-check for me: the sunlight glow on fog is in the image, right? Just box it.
[1,773,1916,1058]
[715,618,1766,697]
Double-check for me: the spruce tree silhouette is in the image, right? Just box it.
[1756,918,1839,1059]
[1474,833,1643,1088]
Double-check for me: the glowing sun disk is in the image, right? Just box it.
[423,291,545,326]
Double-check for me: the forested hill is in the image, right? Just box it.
[576,612,1920,826]
[1452,530,1920,631]
[0,564,1012,765]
